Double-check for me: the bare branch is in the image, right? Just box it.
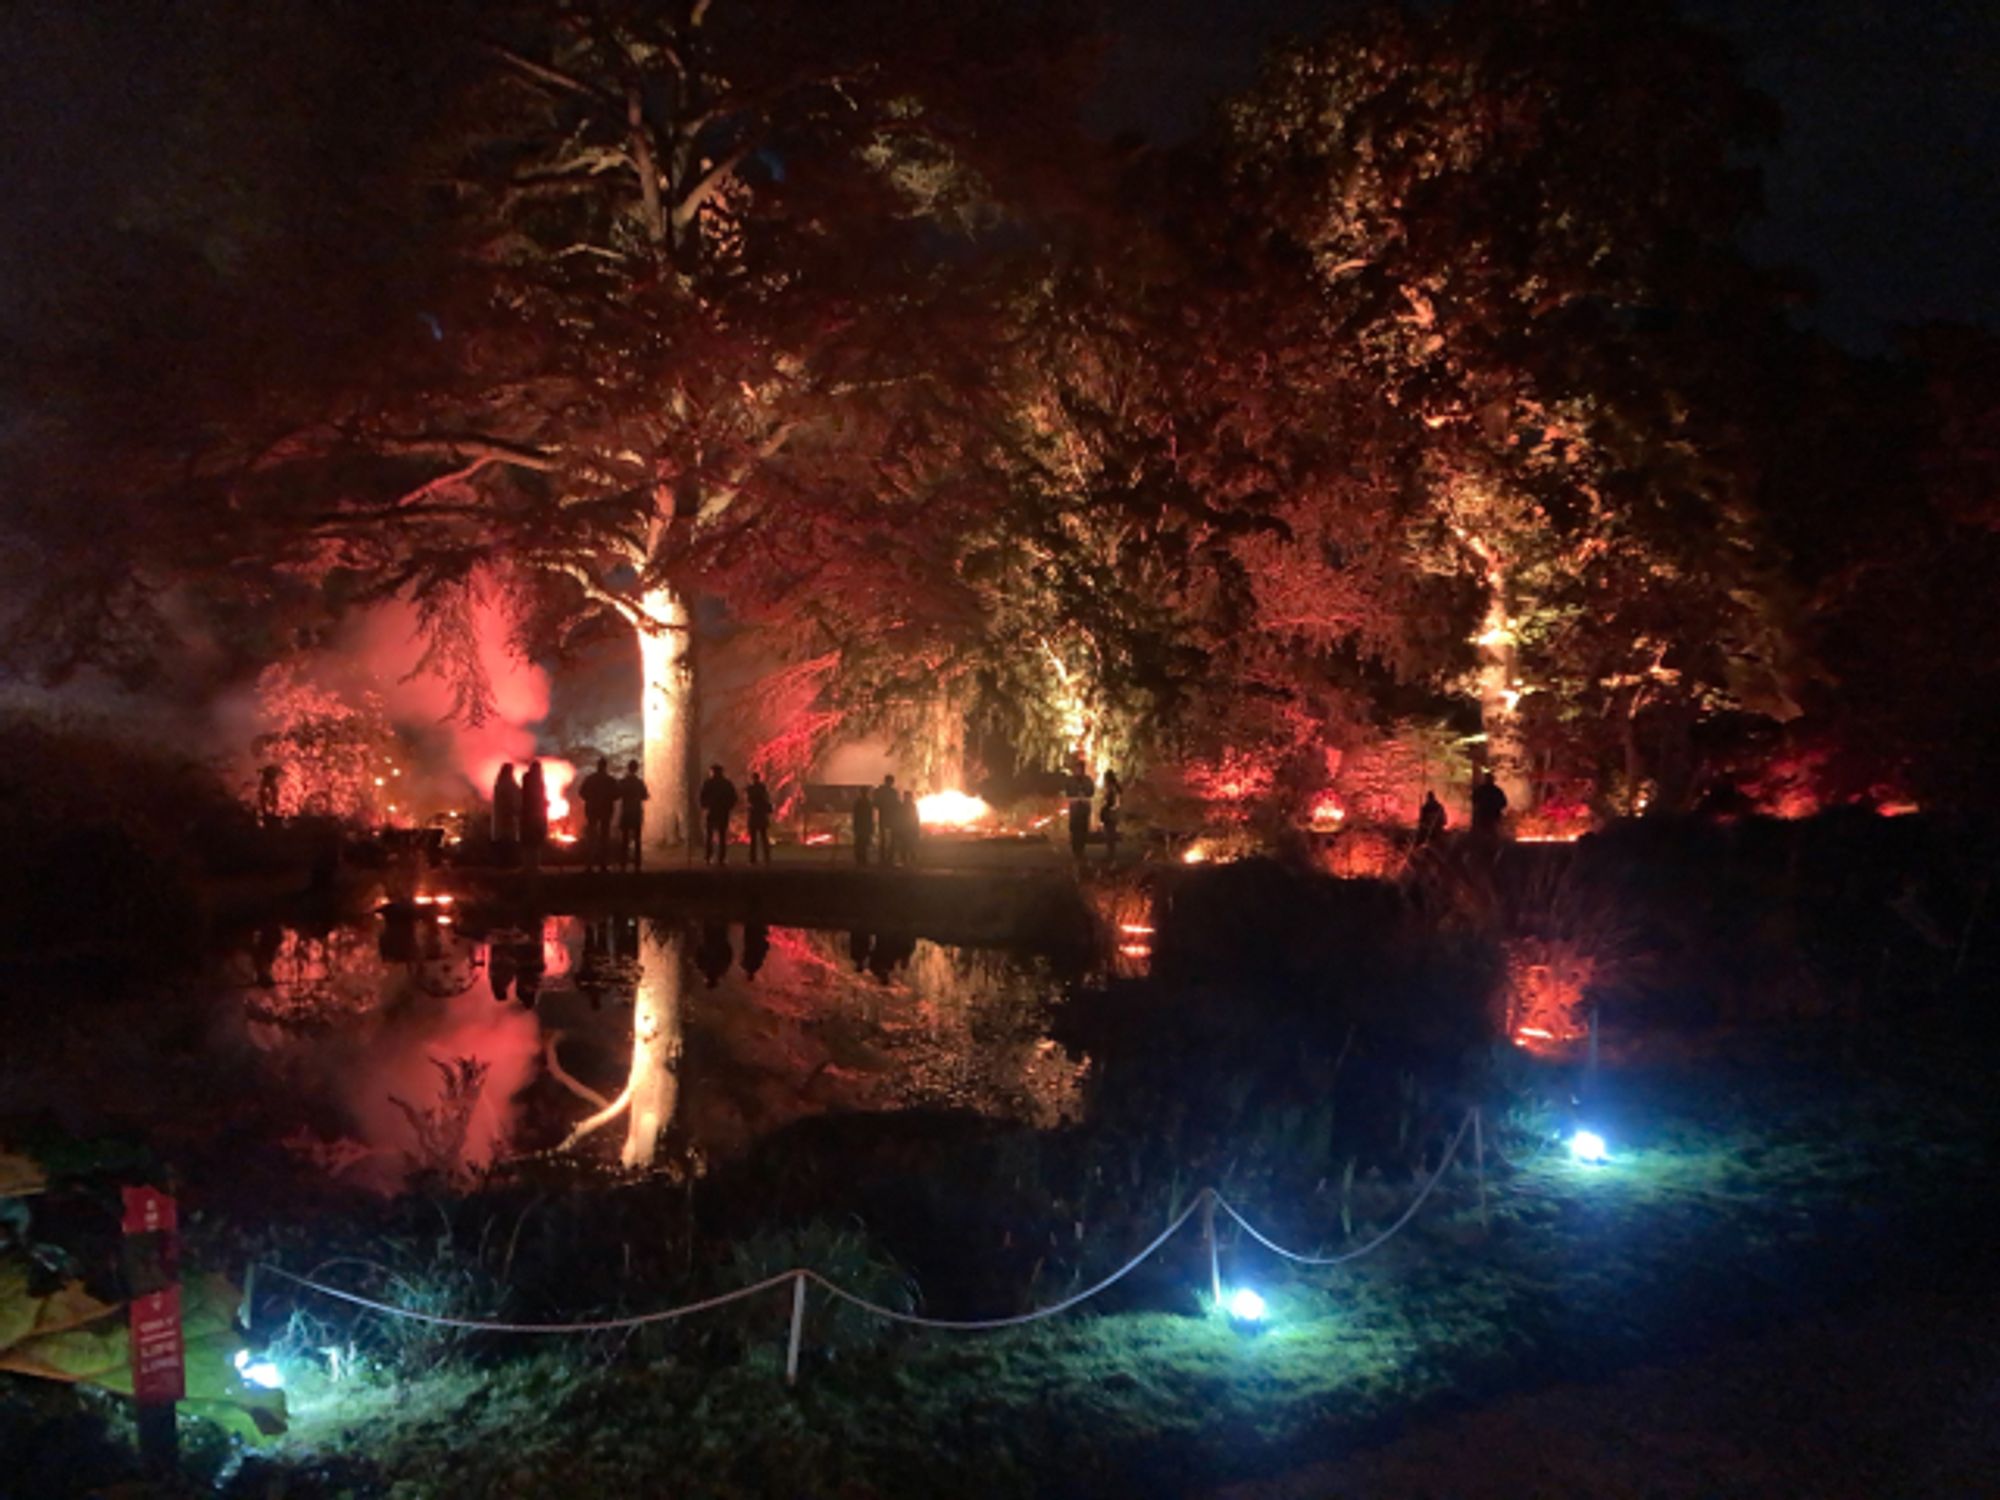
[670,145,751,232]
[486,44,617,108]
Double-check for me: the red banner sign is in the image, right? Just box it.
[121,1185,178,1237]
[121,1185,184,1406]
[128,1286,186,1403]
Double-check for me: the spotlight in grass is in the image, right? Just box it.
[1224,1287,1267,1324]
[234,1348,284,1390]
[1569,1129,1608,1165]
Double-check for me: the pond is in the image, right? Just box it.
[4,902,1099,1195]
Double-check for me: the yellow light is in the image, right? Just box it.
[917,789,991,828]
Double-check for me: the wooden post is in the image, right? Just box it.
[121,1185,183,1476]
[1472,1109,1489,1229]
[1202,1191,1221,1308]
[785,1272,807,1387]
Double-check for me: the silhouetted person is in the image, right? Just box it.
[1100,769,1123,861]
[257,764,283,825]
[489,945,517,1002]
[520,761,550,872]
[492,764,521,859]
[616,760,648,869]
[870,930,916,982]
[742,919,770,979]
[1416,791,1447,847]
[746,772,774,864]
[1470,772,1508,842]
[696,919,733,987]
[578,757,619,871]
[898,789,921,867]
[873,775,901,865]
[1064,764,1095,862]
[851,788,875,865]
[848,929,874,972]
[700,763,738,865]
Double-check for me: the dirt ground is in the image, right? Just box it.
[1217,1287,2000,1500]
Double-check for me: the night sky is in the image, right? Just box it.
[2,0,1995,351]
[1091,0,1999,349]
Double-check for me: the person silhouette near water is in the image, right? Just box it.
[898,789,921,867]
[746,772,773,865]
[492,764,521,861]
[1099,769,1123,861]
[578,757,619,872]
[616,760,648,870]
[700,763,738,865]
[1064,763,1095,862]
[851,788,875,866]
[520,761,549,872]
[696,919,734,987]
[873,775,900,866]
[1470,771,1508,843]
[1416,790,1447,848]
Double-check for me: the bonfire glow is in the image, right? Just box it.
[1308,792,1346,830]
[917,789,991,828]
[1181,844,1209,864]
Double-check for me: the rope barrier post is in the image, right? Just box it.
[1472,1108,1489,1229]
[784,1271,807,1388]
[1201,1190,1221,1309]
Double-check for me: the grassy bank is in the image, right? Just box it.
[42,1019,1978,1498]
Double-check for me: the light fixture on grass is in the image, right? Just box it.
[1224,1287,1267,1327]
[234,1348,284,1390]
[1569,1128,1608,1165]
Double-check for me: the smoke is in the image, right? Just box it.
[219,590,575,814]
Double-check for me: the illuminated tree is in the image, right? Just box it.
[1208,0,1800,812]
[4,0,1093,846]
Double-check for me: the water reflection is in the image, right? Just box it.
[218,910,1087,1190]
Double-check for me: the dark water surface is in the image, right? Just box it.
[7,901,1101,1194]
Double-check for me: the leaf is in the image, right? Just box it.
[0,1264,287,1441]
[0,1149,48,1199]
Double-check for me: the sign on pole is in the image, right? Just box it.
[121,1185,183,1468]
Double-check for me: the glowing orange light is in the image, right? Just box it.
[804,831,834,846]
[1117,943,1151,958]
[917,789,991,828]
[1877,800,1920,818]
[1119,922,1155,936]
[1182,845,1209,865]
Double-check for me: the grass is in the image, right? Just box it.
[216,1022,1997,1499]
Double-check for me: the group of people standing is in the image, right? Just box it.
[698,764,775,865]
[850,775,923,866]
[575,758,652,871]
[494,757,650,872]
[1065,764,1123,862]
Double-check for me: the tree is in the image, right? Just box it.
[1206,0,1801,813]
[4,0,1096,844]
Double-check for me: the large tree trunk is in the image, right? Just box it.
[637,585,694,852]
[620,921,684,1169]
[1471,553,1531,811]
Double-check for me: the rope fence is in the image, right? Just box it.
[247,1105,1536,1385]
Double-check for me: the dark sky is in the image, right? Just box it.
[2,0,1994,352]
[1094,0,1999,349]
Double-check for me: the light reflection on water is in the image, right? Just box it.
[222,913,1088,1190]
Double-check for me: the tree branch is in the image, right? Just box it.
[670,145,751,232]
[486,44,617,108]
